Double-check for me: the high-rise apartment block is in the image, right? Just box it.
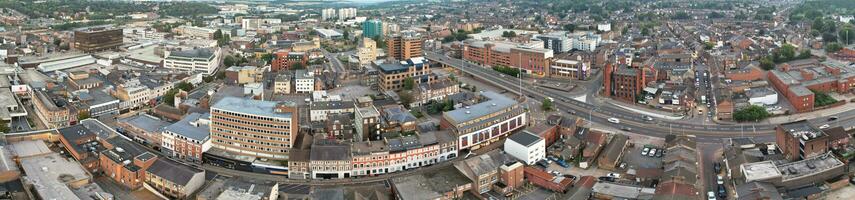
[386,32,423,61]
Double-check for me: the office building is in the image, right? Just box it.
[603,63,644,103]
[377,57,434,91]
[295,69,315,93]
[504,131,546,165]
[163,48,221,75]
[210,97,298,160]
[73,25,123,52]
[536,32,572,53]
[357,37,377,65]
[776,120,829,161]
[386,33,423,61]
[462,39,554,76]
[338,8,357,20]
[363,19,383,38]
[271,51,307,72]
[441,91,527,150]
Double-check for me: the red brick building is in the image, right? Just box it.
[99,138,158,189]
[776,120,829,161]
[767,60,855,112]
[603,63,645,103]
[58,125,104,171]
[725,62,765,81]
[462,40,554,76]
[271,51,308,71]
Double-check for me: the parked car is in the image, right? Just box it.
[717,175,724,185]
[606,173,621,178]
[648,149,657,157]
[598,176,615,182]
[655,150,663,157]
[713,162,722,174]
[642,147,651,156]
[707,191,717,200]
[717,184,727,198]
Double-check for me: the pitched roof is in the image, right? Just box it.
[146,159,203,186]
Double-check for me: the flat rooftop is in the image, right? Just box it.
[212,96,294,119]
[20,153,90,200]
[443,91,518,124]
[741,160,782,182]
[391,165,471,200]
[779,120,825,142]
[778,152,843,181]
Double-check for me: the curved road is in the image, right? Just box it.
[425,51,852,139]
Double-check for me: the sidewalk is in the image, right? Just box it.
[767,93,855,124]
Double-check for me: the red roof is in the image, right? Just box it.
[575,176,596,188]
[655,181,698,196]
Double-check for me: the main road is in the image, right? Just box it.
[425,51,853,141]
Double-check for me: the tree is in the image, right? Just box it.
[780,44,796,61]
[403,77,415,91]
[826,42,844,52]
[291,62,304,70]
[397,91,414,108]
[797,49,812,59]
[563,24,576,32]
[840,28,855,45]
[223,55,237,67]
[0,122,9,133]
[261,53,274,64]
[541,98,553,111]
[641,27,651,36]
[733,105,770,122]
[502,31,517,38]
[78,111,91,121]
[759,57,775,70]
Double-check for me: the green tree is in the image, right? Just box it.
[78,111,91,121]
[796,49,812,59]
[840,28,855,45]
[398,91,414,108]
[403,77,415,90]
[563,24,576,32]
[541,98,553,111]
[733,105,770,122]
[0,122,9,133]
[826,42,844,52]
[261,53,274,64]
[223,55,237,67]
[759,57,775,70]
[780,44,796,61]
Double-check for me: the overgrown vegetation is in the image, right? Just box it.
[733,105,770,122]
[813,90,838,107]
[492,65,520,77]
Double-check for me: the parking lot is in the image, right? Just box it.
[623,145,664,169]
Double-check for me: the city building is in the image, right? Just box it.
[321,8,336,21]
[776,120,829,161]
[310,141,352,179]
[537,32,572,53]
[741,152,844,189]
[549,58,590,80]
[32,90,71,128]
[363,19,383,38]
[377,57,434,91]
[503,131,546,165]
[210,97,299,160]
[73,25,123,52]
[357,37,377,65]
[224,65,263,85]
[117,113,170,148]
[454,149,514,194]
[411,77,460,107]
[145,159,206,199]
[98,139,158,189]
[274,73,292,94]
[441,91,527,150]
[174,25,216,39]
[294,69,315,93]
[390,165,472,200]
[338,8,357,20]
[271,51,308,72]
[162,112,211,163]
[58,124,106,171]
[767,60,855,112]
[386,33,423,61]
[163,48,221,75]
[462,39,554,76]
[354,104,381,141]
[315,28,343,39]
[310,100,354,122]
[604,63,645,103]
